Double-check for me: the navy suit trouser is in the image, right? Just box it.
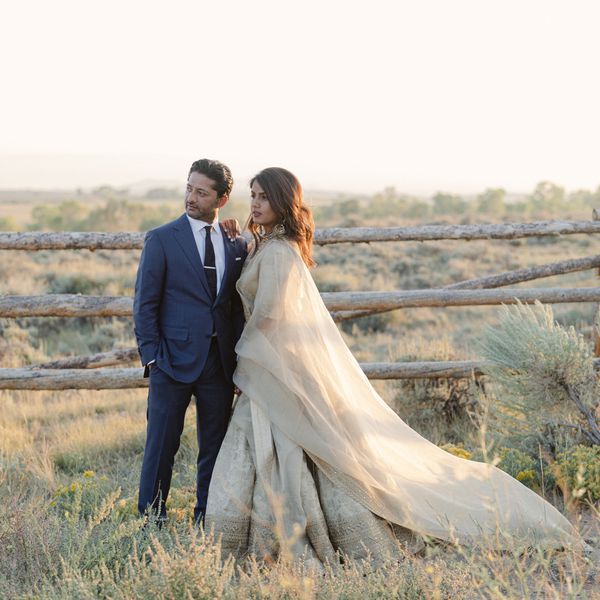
[138,337,233,522]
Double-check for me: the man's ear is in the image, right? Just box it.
[216,194,229,209]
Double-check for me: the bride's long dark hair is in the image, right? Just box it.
[247,167,315,267]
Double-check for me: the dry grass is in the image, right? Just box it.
[0,383,597,598]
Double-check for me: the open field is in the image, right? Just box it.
[1,187,599,598]
[1,385,598,599]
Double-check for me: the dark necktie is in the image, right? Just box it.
[203,225,217,301]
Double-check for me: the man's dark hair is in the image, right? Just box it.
[188,159,234,198]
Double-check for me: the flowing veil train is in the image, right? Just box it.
[206,237,578,561]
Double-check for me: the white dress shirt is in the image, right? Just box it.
[186,215,226,294]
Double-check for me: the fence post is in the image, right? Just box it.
[593,209,600,356]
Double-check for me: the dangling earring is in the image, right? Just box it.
[271,223,286,237]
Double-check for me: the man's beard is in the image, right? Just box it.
[186,203,217,222]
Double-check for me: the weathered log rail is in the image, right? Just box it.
[2,287,600,318]
[2,220,600,250]
[314,221,600,244]
[0,363,486,389]
[0,368,146,390]
[444,254,600,290]
[0,295,132,317]
[334,254,600,320]
[3,358,600,389]
[31,347,139,369]
[0,232,145,250]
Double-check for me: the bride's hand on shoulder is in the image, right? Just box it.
[222,218,241,241]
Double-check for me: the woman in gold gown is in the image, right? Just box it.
[205,167,578,564]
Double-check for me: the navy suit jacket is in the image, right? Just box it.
[133,214,247,383]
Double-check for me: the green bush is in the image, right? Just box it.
[0,216,17,231]
[29,201,88,231]
[556,445,600,502]
[480,302,600,446]
[432,192,467,215]
[341,311,397,334]
[45,273,107,295]
[51,471,114,520]
[392,377,482,446]
[495,447,556,494]
[28,199,181,233]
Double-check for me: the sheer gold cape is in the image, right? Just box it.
[232,238,577,546]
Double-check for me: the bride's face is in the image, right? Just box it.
[250,181,278,233]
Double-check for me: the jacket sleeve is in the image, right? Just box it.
[133,230,166,366]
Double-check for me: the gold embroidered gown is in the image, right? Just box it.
[205,238,577,563]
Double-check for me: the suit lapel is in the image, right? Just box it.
[215,223,234,304]
[172,214,211,297]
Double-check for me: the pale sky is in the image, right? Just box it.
[1,0,599,194]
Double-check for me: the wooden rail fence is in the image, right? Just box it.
[2,220,600,249]
[2,217,600,389]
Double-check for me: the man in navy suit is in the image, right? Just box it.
[134,158,247,523]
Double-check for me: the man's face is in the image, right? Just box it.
[185,171,227,221]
